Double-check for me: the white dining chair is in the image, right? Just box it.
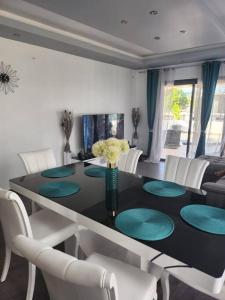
[149,156,216,300]
[13,235,158,300]
[18,148,57,175]
[0,189,79,300]
[18,148,57,212]
[118,148,143,174]
[89,148,143,175]
[164,155,209,189]
[78,228,141,267]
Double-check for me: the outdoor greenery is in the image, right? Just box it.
[165,88,190,120]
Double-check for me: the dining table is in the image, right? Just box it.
[9,162,225,298]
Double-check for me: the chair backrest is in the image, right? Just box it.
[18,148,57,175]
[164,155,210,189]
[14,235,118,300]
[118,149,143,174]
[0,189,32,254]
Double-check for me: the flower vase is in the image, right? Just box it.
[105,164,118,216]
[64,139,71,153]
[132,128,138,146]
[63,151,72,165]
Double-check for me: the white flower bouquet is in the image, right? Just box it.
[92,138,129,168]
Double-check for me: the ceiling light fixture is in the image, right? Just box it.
[149,10,159,15]
[120,19,128,25]
[154,36,160,40]
[180,30,186,34]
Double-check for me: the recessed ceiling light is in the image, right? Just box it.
[149,10,159,15]
[180,30,186,34]
[12,33,21,37]
[154,36,160,40]
[120,19,128,25]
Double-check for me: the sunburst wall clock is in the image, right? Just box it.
[0,62,19,95]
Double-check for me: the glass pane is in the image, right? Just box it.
[161,84,193,159]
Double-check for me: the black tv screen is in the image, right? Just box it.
[82,113,124,153]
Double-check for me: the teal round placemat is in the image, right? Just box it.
[39,181,80,198]
[115,208,175,241]
[180,205,225,235]
[84,167,106,178]
[41,166,75,178]
[143,180,186,197]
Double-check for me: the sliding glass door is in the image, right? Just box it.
[161,79,197,159]
[205,79,225,156]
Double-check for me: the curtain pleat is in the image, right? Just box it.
[195,61,221,157]
[146,69,160,157]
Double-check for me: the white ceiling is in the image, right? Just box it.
[1,0,225,69]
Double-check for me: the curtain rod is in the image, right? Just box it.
[138,59,225,73]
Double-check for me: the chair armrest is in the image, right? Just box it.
[13,235,117,291]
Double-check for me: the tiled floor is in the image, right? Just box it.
[0,163,217,300]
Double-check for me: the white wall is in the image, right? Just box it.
[132,71,148,154]
[0,37,134,188]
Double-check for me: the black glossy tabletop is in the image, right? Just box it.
[10,162,225,278]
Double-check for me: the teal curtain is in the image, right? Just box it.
[147,69,160,157]
[195,61,221,157]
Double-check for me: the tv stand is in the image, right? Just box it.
[76,151,94,161]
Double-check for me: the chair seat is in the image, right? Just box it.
[29,209,77,246]
[78,228,140,266]
[87,253,157,300]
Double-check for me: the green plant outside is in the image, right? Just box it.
[165,88,191,120]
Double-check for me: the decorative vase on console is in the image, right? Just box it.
[92,138,129,216]
[132,107,140,146]
[61,110,74,165]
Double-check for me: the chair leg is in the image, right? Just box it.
[161,271,170,300]
[26,263,36,300]
[1,246,11,282]
[64,234,78,258]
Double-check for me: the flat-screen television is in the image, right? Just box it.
[82,113,124,153]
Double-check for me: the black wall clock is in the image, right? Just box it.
[0,62,19,95]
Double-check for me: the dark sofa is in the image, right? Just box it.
[199,155,225,207]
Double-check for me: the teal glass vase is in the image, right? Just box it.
[105,166,119,216]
